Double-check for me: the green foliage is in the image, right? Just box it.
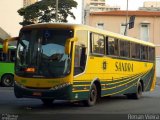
[18,0,77,26]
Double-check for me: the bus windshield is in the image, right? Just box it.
[16,29,73,78]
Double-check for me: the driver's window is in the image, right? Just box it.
[74,45,87,75]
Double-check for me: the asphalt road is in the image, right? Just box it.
[0,80,160,120]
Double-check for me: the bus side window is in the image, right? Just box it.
[108,37,115,55]
[11,50,16,62]
[0,51,3,61]
[120,40,130,58]
[131,43,136,58]
[149,47,155,61]
[91,33,105,55]
[141,45,148,61]
[136,44,141,59]
[108,37,119,56]
[80,47,86,69]
[131,43,141,59]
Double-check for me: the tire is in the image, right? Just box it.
[41,99,54,106]
[83,84,98,106]
[1,74,14,87]
[127,82,142,99]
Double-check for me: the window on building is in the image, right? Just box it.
[97,23,104,29]
[140,23,149,42]
[90,3,98,6]
[120,23,127,35]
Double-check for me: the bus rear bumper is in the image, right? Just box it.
[14,82,72,100]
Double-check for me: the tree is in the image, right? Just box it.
[18,0,78,26]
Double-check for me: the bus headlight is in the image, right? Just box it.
[14,81,26,89]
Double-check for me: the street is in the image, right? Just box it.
[0,80,160,120]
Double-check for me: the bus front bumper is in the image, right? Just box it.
[14,81,72,100]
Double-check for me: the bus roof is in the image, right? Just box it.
[22,23,155,47]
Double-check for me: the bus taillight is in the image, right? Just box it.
[25,68,36,73]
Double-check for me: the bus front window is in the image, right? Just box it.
[16,29,73,78]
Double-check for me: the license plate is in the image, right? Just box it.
[32,92,42,96]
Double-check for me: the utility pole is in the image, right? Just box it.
[124,0,128,36]
[82,0,84,24]
[56,0,58,22]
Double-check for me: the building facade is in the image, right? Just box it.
[84,0,120,12]
[23,0,38,7]
[139,1,160,11]
[143,1,160,7]
[83,0,120,24]
[86,11,160,77]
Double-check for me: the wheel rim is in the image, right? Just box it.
[3,77,12,86]
[89,87,97,103]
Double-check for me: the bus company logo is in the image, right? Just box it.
[103,61,107,70]
[115,62,134,72]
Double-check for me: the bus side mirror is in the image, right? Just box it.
[3,37,19,53]
[65,37,77,54]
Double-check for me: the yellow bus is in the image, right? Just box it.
[3,23,156,106]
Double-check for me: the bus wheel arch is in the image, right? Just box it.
[139,79,144,92]
[1,73,14,87]
[127,79,143,99]
[83,78,101,106]
[93,79,101,99]
[135,80,143,99]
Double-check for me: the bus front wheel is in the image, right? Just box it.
[1,74,14,87]
[83,84,98,106]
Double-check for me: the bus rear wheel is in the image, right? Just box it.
[41,98,54,106]
[83,84,98,106]
[127,82,142,99]
[1,74,14,87]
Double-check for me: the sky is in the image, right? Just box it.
[1,0,160,36]
[0,0,22,37]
